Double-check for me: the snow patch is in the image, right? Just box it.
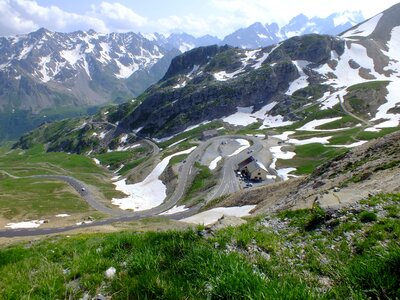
[209,156,222,170]
[287,136,332,145]
[56,214,70,217]
[328,141,368,148]
[159,205,188,215]
[296,117,342,131]
[342,13,382,38]
[272,131,295,141]
[115,60,139,79]
[223,102,277,127]
[167,138,188,148]
[383,26,400,73]
[277,168,297,181]
[259,115,294,129]
[5,220,45,229]
[111,147,196,211]
[180,205,256,225]
[61,45,83,65]
[270,146,296,164]
[285,60,311,95]
[371,81,400,128]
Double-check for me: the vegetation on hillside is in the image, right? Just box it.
[0,193,398,299]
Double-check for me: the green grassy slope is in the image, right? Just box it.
[0,193,398,299]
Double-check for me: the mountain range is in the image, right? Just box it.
[16,3,400,154]
[222,11,364,48]
[0,10,366,141]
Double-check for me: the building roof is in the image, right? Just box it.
[256,161,268,172]
[246,160,268,174]
[238,156,255,170]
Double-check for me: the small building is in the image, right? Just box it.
[237,156,269,181]
[201,129,219,140]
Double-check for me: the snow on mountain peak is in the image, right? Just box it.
[342,13,383,38]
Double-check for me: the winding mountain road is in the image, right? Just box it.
[0,135,269,237]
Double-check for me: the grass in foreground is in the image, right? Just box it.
[0,193,398,299]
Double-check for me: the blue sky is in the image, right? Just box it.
[1,0,399,37]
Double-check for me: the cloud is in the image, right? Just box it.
[89,1,148,32]
[0,0,147,35]
[156,15,212,36]
[0,0,108,35]
[210,0,399,26]
[0,0,398,38]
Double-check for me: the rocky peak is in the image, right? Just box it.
[162,45,231,80]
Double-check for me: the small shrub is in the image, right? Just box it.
[359,211,377,223]
[304,205,326,231]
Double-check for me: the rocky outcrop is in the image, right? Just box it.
[119,35,344,138]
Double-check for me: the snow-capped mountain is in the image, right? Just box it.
[223,11,364,48]
[116,3,400,138]
[0,28,181,114]
[141,32,221,52]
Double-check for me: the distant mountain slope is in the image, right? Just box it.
[0,28,180,114]
[223,11,364,48]
[115,3,399,139]
[15,3,400,151]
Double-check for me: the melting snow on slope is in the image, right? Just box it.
[115,60,139,79]
[214,69,245,81]
[315,43,382,88]
[227,139,250,157]
[252,44,280,70]
[214,49,261,81]
[287,136,332,145]
[384,26,400,73]
[223,102,278,127]
[159,205,188,215]
[209,156,222,170]
[269,146,297,181]
[61,45,83,65]
[277,168,297,181]
[167,138,188,148]
[270,146,296,164]
[56,214,70,217]
[5,220,45,229]
[37,55,52,82]
[296,117,343,131]
[92,158,101,165]
[371,81,400,128]
[259,115,294,129]
[342,13,382,38]
[285,60,310,95]
[328,141,368,148]
[111,147,196,211]
[180,205,256,225]
[272,131,295,141]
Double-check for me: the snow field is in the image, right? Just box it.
[180,205,256,225]
[159,205,188,215]
[5,220,45,229]
[111,147,196,211]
